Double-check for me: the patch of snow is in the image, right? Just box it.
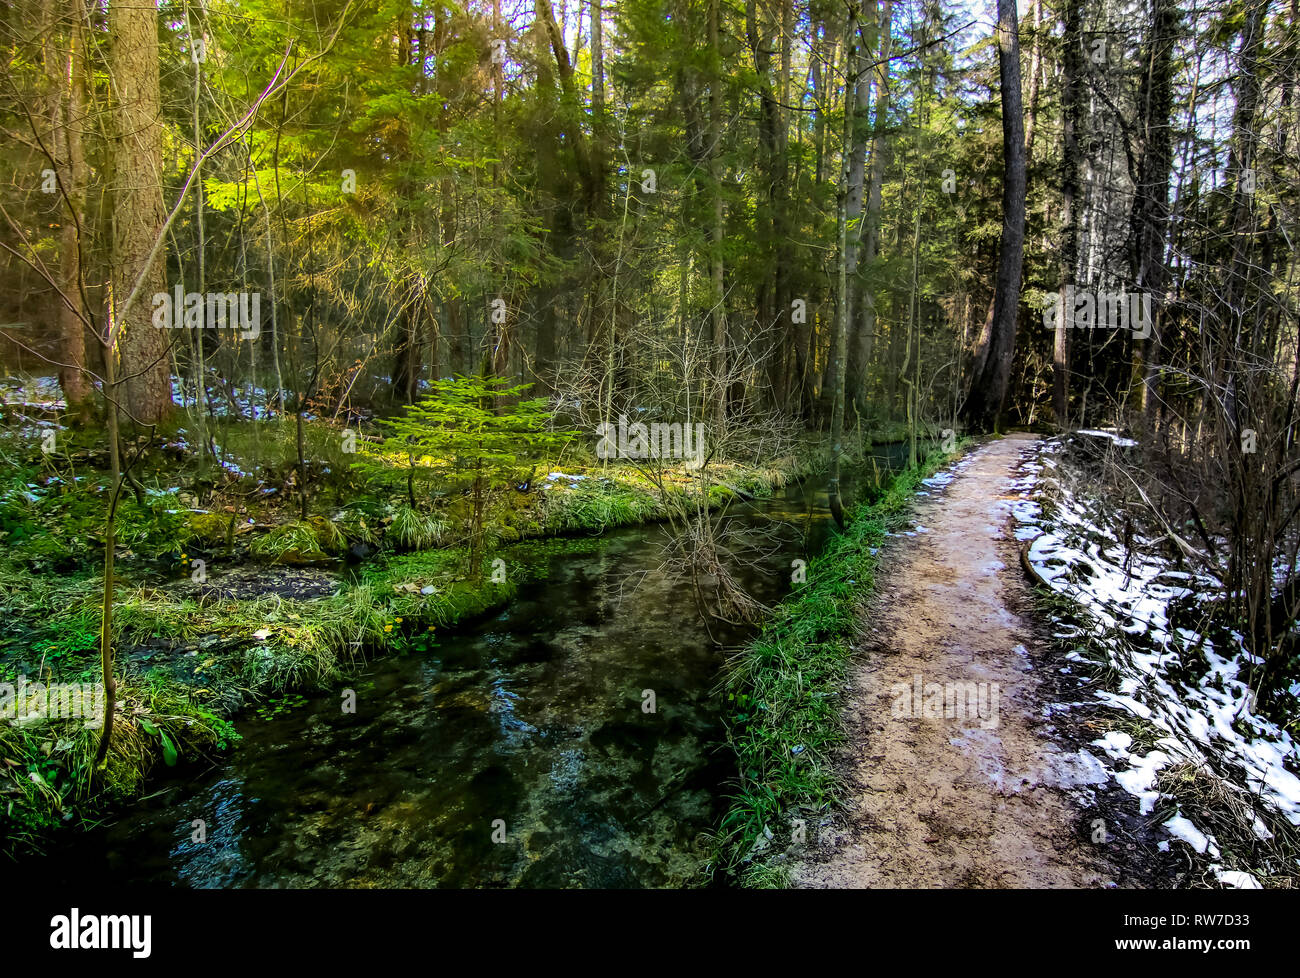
[1092,731,1133,759]
[1074,428,1139,448]
[1013,436,1300,874]
[1213,868,1262,889]
[1164,813,1219,857]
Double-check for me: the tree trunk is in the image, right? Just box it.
[42,0,92,419]
[745,0,793,415]
[1129,0,1178,433]
[393,300,422,403]
[842,1,872,419]
[108,0,172,424]
[1054,0,1084,427]
[591,0,605,121]
[1024,0,1043,163]
[848,0,890,420]
[708,0,727,427]
[92,351,122,767]
[829,2,860,529]
[961,0,1026,434]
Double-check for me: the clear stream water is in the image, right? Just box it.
[50,445,914,888]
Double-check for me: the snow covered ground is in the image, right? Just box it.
[1011,436,1300,888]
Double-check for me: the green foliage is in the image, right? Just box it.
[539,476,661,533]
[137,717,180,766]
[333,510,377,545]
[254,693,309,721]
[360,375,571,495]
[0,477,190,572]
[357,375,573,575]
[306,515,348,555]
[0,670,240,860]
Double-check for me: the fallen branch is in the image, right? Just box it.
[1019,535,1050,589]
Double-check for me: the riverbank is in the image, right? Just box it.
[711,439,966,886]
[2,411,904,860]
[21,442,916,887]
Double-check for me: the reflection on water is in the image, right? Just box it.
[50,447,912,888]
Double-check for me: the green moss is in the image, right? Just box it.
[708,484,738,505]
[188,511,233,547]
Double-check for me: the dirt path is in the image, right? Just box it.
[792,433,1115,888]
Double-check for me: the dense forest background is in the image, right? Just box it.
[2,0,1292,446]
[2,0,1298,650]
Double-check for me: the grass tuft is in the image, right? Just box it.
[387,505,449,551]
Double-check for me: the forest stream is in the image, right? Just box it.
[43,444,915,888]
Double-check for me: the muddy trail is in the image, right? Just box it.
[793,433,1121,889]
